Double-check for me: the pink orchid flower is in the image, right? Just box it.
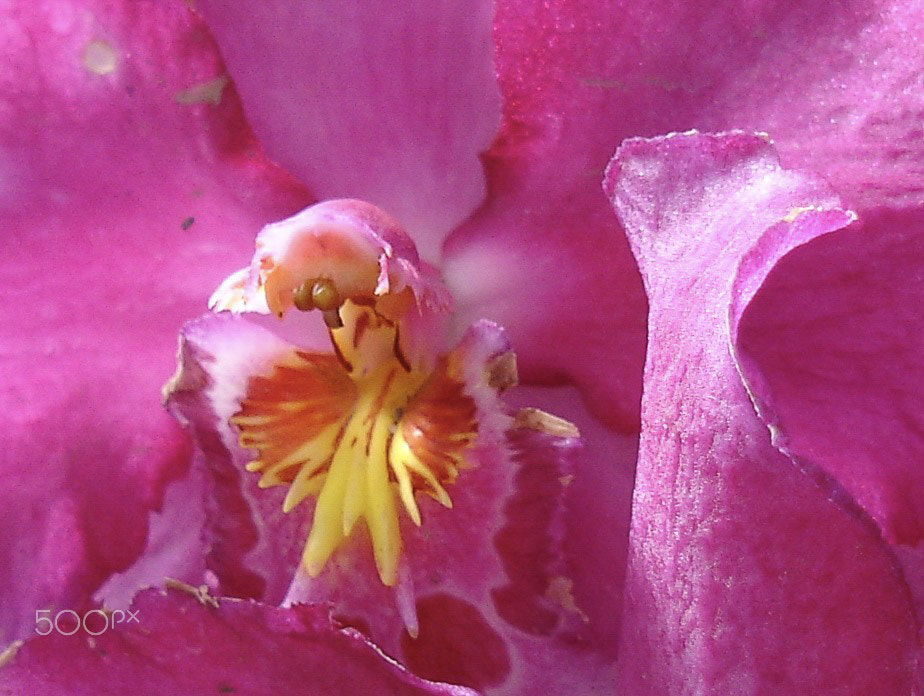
[3,1,923,695]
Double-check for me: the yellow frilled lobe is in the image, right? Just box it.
[232,299,482,586]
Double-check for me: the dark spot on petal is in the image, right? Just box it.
[400,594,510,690]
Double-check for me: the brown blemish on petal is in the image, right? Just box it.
[175,75,229,106]
[546,575,589,623]
[515,407,580,438]
[487,351,518,391]
[164,578,220,608]
[83,39,118,76]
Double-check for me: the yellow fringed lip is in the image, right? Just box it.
[232,301,484,586]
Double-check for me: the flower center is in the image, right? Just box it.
[232,298,479,586]
[198,199,552,589]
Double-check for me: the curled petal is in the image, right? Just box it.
[735,210,924,550]
[605,131,918,694]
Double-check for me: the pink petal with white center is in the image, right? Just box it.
[0,587,477,696]
[606,132,918,694]
[194,0,502,262]
[0,0,309,642]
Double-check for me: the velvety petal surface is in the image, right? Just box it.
[0,0,309,642]
[0,587,476,696]
[606,132,918,694]
[194,0,502,262]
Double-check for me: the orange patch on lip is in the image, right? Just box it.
[232,352,356,488]
[399,359,478,491]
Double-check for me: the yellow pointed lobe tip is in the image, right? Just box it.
[435,488,453,509]
[281,490,300,513]
[378,563,398,587]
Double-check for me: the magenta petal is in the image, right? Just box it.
[196,0,501,261]
[0,0,308,641]
[443,206,646,431]
[736,210,924,548]
[484,1,924,214]
[445,1,924,430]
[689,1,924,212]
[0,587,476,696]
[606,132,918,694]
[441,1,656,430]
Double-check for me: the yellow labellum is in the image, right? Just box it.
[233,300,476,586]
